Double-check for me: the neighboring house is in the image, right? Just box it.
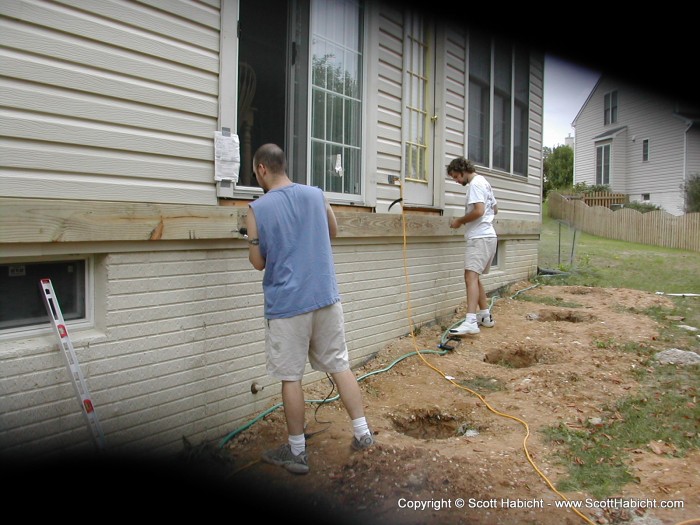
[0,0,543,458]
[572,74,700,215]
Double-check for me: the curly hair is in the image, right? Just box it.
[446,157,476,175]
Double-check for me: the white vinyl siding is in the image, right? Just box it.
[573,77,690,214]
[0,0,221,205]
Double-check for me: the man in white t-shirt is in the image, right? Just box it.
[447,157,498,335]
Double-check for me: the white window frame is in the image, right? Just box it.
[308,0,365,201]
[0,256,94,341]
[402,11,429,183]
[467,34,529,177]
[604,90,618,125]
[596,142,611,185]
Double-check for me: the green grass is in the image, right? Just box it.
[538,199,700,330]
[542,363,700,500]
[535,198,700,499]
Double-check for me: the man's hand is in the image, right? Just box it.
[449,217,462,229]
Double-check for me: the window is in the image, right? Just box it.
[309,0,364,197]
[0,258,89,334]
[403,13,429,182]
[596,143,611,185]
[468,33,529,176]
[491,241,502,269]
[234,0,364,201]
[642,193,650,201]
[642,139,649,161]
[604,90,618,125]
[468,33,490,166]
[512,47,529,175]
[492,41,512,171]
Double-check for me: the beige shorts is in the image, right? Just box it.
[464,237,497,274]
[264,301,350,381]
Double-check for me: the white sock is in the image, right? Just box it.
[288,433,305,456]
[351,417,369,439]
[466,313,477,324]
[478,309,490,317]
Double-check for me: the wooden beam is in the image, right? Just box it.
[0,197,539,243]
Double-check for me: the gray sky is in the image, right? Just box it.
[543,54,600,149]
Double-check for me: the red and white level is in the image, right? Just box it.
[40,278,106,451]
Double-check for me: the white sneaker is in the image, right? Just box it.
[477,312,495,328]
[449,320,480,335]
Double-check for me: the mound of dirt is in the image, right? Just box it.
[221,284,699,525]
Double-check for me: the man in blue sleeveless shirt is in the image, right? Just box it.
[246,144,374,474]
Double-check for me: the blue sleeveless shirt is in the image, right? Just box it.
[249,183,340,319]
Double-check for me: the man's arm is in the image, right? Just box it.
[450,201,485,228]
[325,196,338,238]
[245,207,266,270]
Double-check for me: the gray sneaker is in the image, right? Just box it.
[351,432,374,451]
[261,443,309,474]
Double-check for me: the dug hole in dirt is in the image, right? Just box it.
[218,284,699,525]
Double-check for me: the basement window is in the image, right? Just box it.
[0,258,90,336]
[491,241,502,269]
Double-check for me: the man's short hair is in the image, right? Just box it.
[253,143,287,174]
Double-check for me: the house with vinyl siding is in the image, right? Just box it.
[572,74,700,215]
[0,0,544,459]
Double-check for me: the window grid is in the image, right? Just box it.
[404,16,429,183]
[467,34,528,176]
[604,90,618,125]
[596,143,611,185]
[309,0,363,196]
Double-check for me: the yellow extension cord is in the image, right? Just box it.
[394,187,598,525]
[395,186,697,525]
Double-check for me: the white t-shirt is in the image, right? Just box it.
[464,174,497,239]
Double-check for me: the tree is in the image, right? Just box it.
[543,144,573,199]
[681,173,700,213]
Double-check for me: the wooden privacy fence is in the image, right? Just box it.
[548,192,700,252]
[560,191,630,208]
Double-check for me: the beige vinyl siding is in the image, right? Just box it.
[374,3,404,210]
[443,31,467,162]
[1,236,521,457]
[0,0,221,205]
[1,0,544,458]
[441,26,544,225]
[1,247,264,457]
[373,13,544,221]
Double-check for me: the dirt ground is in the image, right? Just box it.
[219,284,699,525]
